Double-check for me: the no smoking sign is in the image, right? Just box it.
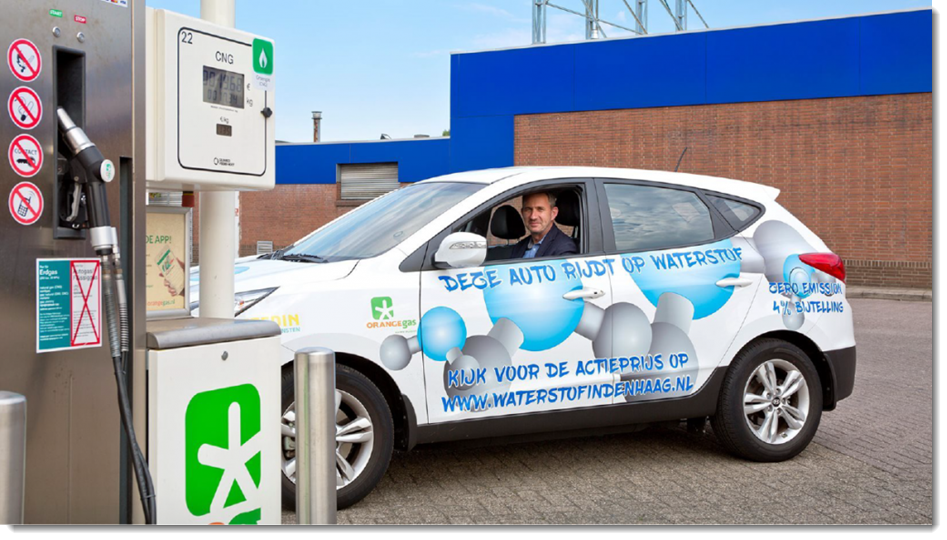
[8,181,43,226]
[7,38,41,83]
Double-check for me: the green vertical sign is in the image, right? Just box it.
[185,384,262,524]
[252,39,273,75]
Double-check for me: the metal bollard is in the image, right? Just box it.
[294,348,337,525]
[0,392,26,525]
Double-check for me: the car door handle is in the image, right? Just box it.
[563,288,605,300]
[716,276,755,288]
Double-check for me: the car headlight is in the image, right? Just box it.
[188,287,278,317]
[235,288,278,316]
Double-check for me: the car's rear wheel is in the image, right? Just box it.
[280,364,394,510]
[711,339,822,461]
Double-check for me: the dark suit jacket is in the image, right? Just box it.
[510,224,578,259]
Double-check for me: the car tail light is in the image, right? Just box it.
[799,253,845,283]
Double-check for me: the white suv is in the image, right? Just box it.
[192,167,856,509]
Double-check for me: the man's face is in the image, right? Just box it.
[522,193,558,238]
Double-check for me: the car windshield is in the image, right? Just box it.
[283,181,484,262]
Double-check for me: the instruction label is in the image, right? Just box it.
[37,259,102,353]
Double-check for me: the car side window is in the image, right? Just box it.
[705,194,762,231]
[604,183,714,252]
[455,186,584,263]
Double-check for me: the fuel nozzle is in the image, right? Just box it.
[56,107,117,254]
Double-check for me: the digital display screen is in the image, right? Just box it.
[216,123,232,137]
[202,66,244,109]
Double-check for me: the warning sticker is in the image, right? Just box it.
[7,39,42,83]
[8,181,43,225]
[8,134,43,177]
[37,259,102,353]
[7,86,42,130]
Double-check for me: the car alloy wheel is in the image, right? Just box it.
[281,388,375,490]
[742,359,810,445]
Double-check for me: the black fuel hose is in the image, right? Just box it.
[112,351,156,524]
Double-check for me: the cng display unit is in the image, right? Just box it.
[146,8,274,191]
[142,8,281,525]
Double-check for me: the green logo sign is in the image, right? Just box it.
[371,296,394,320]
[185,384,262,523]
[252,39,273,75]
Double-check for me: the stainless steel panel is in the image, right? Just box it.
[0,392,27,524]
[0,0,143,524]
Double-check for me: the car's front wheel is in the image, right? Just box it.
[280,364,394,510]
[711,339,823,461]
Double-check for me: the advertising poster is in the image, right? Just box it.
[147,207,191,318]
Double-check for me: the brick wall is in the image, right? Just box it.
[514,94,933,288]
[231,93,931,289]
[236,184,359,256]
[233,184,429,258]
[191,186,355,263]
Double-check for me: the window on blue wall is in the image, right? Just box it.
[340,162,399,200]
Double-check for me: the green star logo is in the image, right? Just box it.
[185,384,262,523]
[371,296,394,321]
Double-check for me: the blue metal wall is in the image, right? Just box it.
[276,138,451,184]
[278,9,931,184]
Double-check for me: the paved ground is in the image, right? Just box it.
[283,298,933,525]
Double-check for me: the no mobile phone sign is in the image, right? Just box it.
[8,181,43,226]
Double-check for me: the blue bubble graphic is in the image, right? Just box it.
[783,254,815,299]
[482,262,584,351]
[418,306,467,361]
[626,239,740,320]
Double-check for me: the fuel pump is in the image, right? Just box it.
[56,108,156,524]
[1,0,148,524]
[1,1,279,524]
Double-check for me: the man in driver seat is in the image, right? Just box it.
[511,191,578,259]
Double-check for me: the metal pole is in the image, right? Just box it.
[636,0,647,34]
[294,348,337,525]
[0,392,26,525]
[532,0,547,44]
[675,0,687,31]
[199,0,238,319]
[584,0,600,39]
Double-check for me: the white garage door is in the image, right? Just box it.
[339,162,399,200]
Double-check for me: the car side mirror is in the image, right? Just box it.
[434,232,487,269]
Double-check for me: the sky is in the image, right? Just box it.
[145,0,932,143]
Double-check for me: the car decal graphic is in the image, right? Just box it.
[753,220,844,330]
[379,245,736,411]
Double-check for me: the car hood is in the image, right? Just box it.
[189,257,358,303]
